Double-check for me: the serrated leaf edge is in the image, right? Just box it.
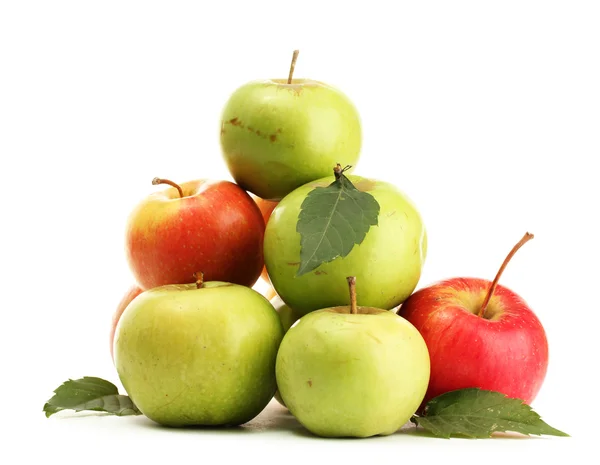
[295,173,380,277]
[411,388,569,439]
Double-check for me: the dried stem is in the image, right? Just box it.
[287,50,300,84]
[193,272,204,289]
[152,177,183,198]
[347,276,358,314]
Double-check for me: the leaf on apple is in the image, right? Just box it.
[296,166,380,276]
[411,388,568,439]
[43,376,141,418]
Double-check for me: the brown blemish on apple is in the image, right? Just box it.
[287,261,300,266]
[227,118,272,141]
[307,380,313,387]
[269,134,277,142]
[284,84,304,96]
[309,180,331,188]
[353,178,377,192]
[314,270,327,275]
[325,306,388,315]
[277,128,282,133]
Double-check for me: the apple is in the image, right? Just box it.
[114,273,284,427]
[264,173,427,316]
[109,285,143,361]
[276,277,430,438]
[270,294,301,409]
[125,177,265,290]
[220,50,362,201]
[271,295,300,333]
[398,232,548,406]
[253,195,278,229]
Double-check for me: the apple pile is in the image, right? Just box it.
[81,51,552,438]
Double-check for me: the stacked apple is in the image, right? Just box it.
[110,51,549,437]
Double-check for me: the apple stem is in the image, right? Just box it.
[193,272,204,289]
[287,50,299,84]
[152,177,183,198]
[333,163,352,181]
[347,276,358,314]
[478,232,534,318]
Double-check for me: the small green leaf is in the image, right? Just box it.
[411,388,568,439]
[43,376,141,418]
[296,165,380,276]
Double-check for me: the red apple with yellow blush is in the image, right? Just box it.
[125,177,265,290]
[398,232,549,407]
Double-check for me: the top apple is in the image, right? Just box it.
[219,50,362,201]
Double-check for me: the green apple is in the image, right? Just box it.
[270,295,301,408]
[114,277,284,427]
[272,295,300,333]
[276,277,430,438]
[264,174,427,315]
[219,53,361,200]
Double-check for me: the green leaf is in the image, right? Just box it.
[411,388,568,439]
[296,165,380,276]
[43,376,141,418]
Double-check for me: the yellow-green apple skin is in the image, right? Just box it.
[114,282,284,427]
[275,307,430,438]
[264,175,427,315]
[270,295,301,408]
[271,295,300,333]
[220,79,362,201]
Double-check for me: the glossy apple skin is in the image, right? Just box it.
[253,196,278,227]
[271,295,300,333]
[398,277,549,406]
[114,282,284,427]
[109,285,143,361]
[126,180,265,290]
[220,79,362,201]
[270,295,300,408]
[264,174,427,315]
[276,307,430,438]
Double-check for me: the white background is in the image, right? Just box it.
[1,1,598,463]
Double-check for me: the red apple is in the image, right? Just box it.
[398,232,548,406]
[110,285,143,361]
[251,194,279,283]
[126,177,265,290]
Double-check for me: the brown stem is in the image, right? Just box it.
[193,272,204,289]
[478,232,534,318]
[287,50,299,84]
[152,177,183,198]
[347,276,358,314]
[333,163,352,180]
[333,163,343,179]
